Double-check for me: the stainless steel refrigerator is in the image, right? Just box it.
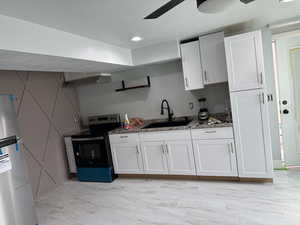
[0,95,38,225]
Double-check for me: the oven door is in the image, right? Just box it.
[72,137,109,168]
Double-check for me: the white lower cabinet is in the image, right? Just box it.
[193,139,238,177]
[141,141,168,174]
[141,139,196,175]
[165,141,195,175]
[111,142,144,174]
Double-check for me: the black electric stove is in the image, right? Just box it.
[71,114,121,182]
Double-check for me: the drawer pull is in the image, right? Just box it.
[120,136,128,138]
[205,131,217,134]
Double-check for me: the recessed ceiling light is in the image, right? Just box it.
[131,36,143,42]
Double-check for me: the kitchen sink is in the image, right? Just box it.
[142,119,191,129]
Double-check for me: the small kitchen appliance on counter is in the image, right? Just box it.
[198,98,209,121]
[71,114,121,182]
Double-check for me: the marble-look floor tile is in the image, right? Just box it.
[36,170,300,225]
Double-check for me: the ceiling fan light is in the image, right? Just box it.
[197,0,236,13]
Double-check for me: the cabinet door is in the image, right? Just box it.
[165,140,196,175]
[180,41,204,90]
[141,141,168,174]
[231,89,273,178]
[199,32,228,85]
[193,139,238,177]
[111,143,143,174]
[225,30,265,91]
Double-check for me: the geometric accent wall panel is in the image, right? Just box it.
[0,70,81,200]
[18,91,50,162]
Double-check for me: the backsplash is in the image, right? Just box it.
[76,61,230,124]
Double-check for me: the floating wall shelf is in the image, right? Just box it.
[115,76,151,92]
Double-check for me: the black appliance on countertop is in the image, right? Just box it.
[71,114,121,182]
[198,98,209,121]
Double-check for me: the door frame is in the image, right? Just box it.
[272,30,300,166]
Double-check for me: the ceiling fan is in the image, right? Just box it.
[144,0,255,19]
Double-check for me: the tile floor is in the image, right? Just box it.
[36,170,300,225]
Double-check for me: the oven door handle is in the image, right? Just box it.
[72,137,104,141]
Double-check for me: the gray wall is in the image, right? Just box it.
[76,61,230,123]
[0,71,80,199]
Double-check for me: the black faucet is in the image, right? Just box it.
[161,99,174,121]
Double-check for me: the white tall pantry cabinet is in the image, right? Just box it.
[225,30,275,178]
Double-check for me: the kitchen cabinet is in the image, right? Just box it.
[141,141,168,174]
[225,30,265,92]
[230,89,273,178]
[165,140,195,175]
[193,139,237,177]
[180,40,204,90]
[111,143,144,174]
[199,32,228,85]
[141,140,195,175]
[110,133,143,174]
[140,130,196,175]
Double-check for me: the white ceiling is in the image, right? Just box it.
[0,0,299,49]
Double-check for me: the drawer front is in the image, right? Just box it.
[191,127,233,139]
[140,130,190,141]
[109,133,139,143]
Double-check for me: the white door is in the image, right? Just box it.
[111,143,143,174]
[225,30,265,92]
[180,40,204,90]
[165,140,196,175]
[199,32,228,85]
[193,139,238,177]
[231,89,273,178]
[275,34,300,165]
[141,141,168,174]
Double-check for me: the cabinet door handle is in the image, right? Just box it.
[205,131,217,134]
[260,72,263,85]
[185,77,189,88]
[230,143,234,154]
[228,143,234,154]
[162,145,165,154]
[136,145,140,154]
[204,70,208,82]
[165,144,169,154]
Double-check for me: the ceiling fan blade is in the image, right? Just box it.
[196,0,208,7]
[240,0,255,4]
[144,0,186,19]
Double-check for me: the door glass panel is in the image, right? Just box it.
[73,141,108,167]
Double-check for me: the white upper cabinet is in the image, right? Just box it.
[230,89,273,178]
[199,32,228,85]
[225,30,265,92]
[193,139,238,177]
[180,40,204,90]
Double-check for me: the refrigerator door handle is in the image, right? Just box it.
[0,135,18,148]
